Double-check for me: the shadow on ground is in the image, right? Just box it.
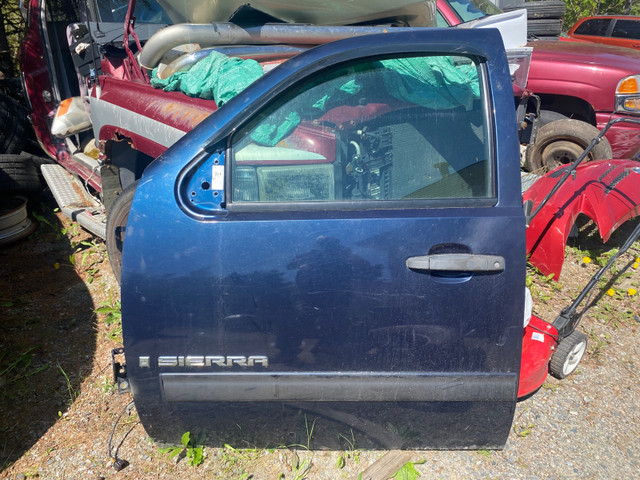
[0,194,96,470]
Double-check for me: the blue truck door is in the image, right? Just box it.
[121,29,526,449]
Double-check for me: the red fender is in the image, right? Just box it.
[524,160,640,279]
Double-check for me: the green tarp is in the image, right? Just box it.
[151,50,263,106]
[152,51,480,146]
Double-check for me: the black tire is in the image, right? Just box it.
[549,330,587,379]
[0,153,44,196]
[0,91,29,155]
[525,119,612,172]
[527,18,563,36]
[523,1,566,19]
[106,181,138,284]
[538,109,567,127]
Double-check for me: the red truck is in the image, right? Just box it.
[438,0,640,170]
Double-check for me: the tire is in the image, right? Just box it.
[505,1,566,19]
[0,91,29,155]
[0,195,37,246]
[538,109,567,127]
[524,119,612,172]
[0,153,44,196]
[523,1,566,19]
[106,180,138,284]
[527,18,563,36]
[549,330,587,379]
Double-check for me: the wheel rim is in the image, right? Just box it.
[541,140,586,169]
[562,340,586,376]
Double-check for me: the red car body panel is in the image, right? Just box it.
[518,315,558,398]
[524,159,640,279]
[20,0,62,159]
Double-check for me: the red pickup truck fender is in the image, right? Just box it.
[524,159,640,279]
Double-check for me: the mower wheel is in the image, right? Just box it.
[549,330,587,379]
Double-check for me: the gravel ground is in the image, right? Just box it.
[1,197,639,480]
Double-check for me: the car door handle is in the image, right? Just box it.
[406,254,505,272]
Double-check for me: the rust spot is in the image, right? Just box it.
[70,181,90,206]
[149,99,212,130]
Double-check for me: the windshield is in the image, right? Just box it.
[95,0,172,23]
[445,0,502,23]
[96,0,437,26]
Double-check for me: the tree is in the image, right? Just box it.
[0,0,25,77]
[563,0,640,30]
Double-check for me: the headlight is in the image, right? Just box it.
[615,75,640,115]
[523,287,533,328]
[506,47,532,92]
[233,164,334,202]
[233,166,259,202]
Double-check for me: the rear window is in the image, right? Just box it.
[611,19,640,39]
[574,18,611,36]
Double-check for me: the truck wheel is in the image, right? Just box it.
[0,154,44,195]
[549,330,587,379]
[525,119,612,172]
[0,91,29,155]
[106,181,138,284]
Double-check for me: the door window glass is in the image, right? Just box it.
[611,19,640,39]
[574,18,611,36]
[231,54,492,204]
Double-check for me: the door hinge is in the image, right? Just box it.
[111,347,130,394]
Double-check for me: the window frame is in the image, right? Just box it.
[573,18,613,37]
[225,53,497,213]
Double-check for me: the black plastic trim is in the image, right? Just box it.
[160,372,517,403]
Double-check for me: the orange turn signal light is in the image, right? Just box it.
[617,76,640,94]
[56,98,73,117]
[624,97,640,111]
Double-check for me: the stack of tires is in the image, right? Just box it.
[505,0,567,39]
[0,90,43,197]
[0,90,43,245]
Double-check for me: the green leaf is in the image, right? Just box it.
[181,431,191,447]
[94,306,117,314]
[393,461,424,480]
[188,446,204,466]
[337,454,345,469]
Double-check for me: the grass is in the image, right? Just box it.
[56,363,77,406]
[158,432,205,467]
[0,347,49,388]
[94,298,122,342]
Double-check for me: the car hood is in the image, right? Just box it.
[529,40,640,71]
[156,0,437,26]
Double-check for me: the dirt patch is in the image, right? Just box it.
[1,194,639,479]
